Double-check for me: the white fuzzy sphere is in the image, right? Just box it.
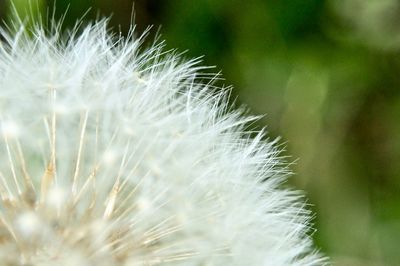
[0,18,326,265]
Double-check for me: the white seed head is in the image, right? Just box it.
[0,17,326,265]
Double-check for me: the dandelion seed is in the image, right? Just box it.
[0,16,326,265]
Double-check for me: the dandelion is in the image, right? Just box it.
[0,16,326,265]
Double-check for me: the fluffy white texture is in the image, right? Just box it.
[0,19,325,265]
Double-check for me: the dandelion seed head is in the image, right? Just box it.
[0,16,326,265]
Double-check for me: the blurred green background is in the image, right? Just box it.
[3,0,400,265]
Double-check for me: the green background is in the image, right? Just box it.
[3,0,400,265]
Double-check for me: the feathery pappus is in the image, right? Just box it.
[0,16,326,265]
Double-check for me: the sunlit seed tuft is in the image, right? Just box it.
[0,17,326,265]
